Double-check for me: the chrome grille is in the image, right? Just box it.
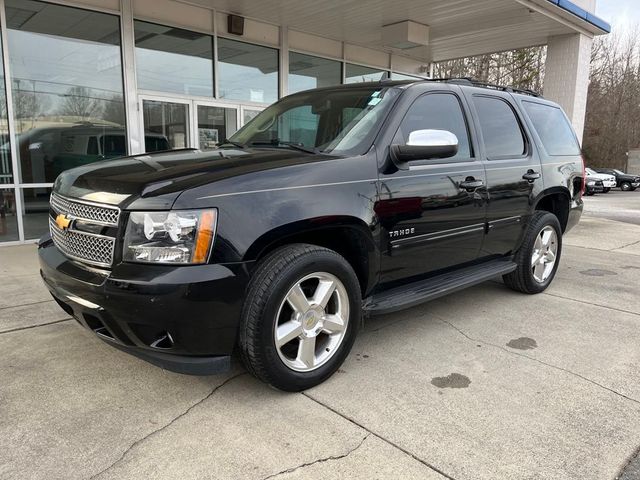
[49,217,115,267]
[50,193,120,226]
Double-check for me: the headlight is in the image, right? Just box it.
[123,209,217,264]
[587,181,596,186]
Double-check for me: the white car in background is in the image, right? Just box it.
[585,168,616,193]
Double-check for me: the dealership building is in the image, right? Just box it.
[0,0,609,244]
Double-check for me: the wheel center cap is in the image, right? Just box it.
[302,309,322,332]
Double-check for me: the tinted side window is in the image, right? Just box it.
[473,96,525,158]
[398,93,471,159]
[522,101,580,156]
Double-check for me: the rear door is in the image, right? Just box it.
[463,89,543,257]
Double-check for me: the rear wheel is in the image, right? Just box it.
[503,211,562,294]
[621,182,632,191]
[239,244,361,391]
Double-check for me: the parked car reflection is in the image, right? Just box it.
[0,123,169,184]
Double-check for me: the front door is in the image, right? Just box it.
[194,103,240,150]
[140,96,242,152]
[377,89,487,287]
[141,98,191,152]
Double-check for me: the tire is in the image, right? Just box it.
[503,211,562,294]
[603,187,611,193]
[239,244,361,391]
[621,182,632,191]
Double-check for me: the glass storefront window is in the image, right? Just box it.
[345,64,388,83]
[288,52,341,94]
[0,36,10,185]
[391,72,423,80]
[0,188,18,242]
[5,0,126,185]
[20,186,51,240]
[218,38,278,104]
[134,21,214,97]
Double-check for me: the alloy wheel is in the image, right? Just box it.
[274,272,349,372]
[531,226,558,283]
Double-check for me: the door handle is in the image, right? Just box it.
[459,177,484,191]
[523,170,541,182]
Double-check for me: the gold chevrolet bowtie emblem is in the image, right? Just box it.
[55,213,71,230]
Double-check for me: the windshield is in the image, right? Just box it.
[585,168,596,175]
[614,169,624,175]
[229,86,400,156]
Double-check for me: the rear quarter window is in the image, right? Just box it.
[522,101,580,156]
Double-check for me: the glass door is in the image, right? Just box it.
[194,103,239,151]
[141,97,190,153]
[241,105,264,126]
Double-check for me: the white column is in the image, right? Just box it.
[543,33,593,144]
[120,0,144,155]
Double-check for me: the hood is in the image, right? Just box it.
[53,148,337,210]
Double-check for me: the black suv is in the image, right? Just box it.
[594,168,640,191]
[39,79,584,391]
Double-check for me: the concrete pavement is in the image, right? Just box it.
[1,192,639,480]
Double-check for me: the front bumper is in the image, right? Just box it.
[602,180,616,188]
[38,234,252,375]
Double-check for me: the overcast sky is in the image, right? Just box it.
[596,0,640,30]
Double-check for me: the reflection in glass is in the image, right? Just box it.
[142,100,188,152]
[197,106,237,150]
[218,38,278,104]
[391,72,423,80]
[345,64,388,83]
[288,52,341,94]
[242,109,261,126]
[20,186,51,240]
[0,188,18,241]
[0,35,10,185]
[5,0,126,185]
[134,21,214,97]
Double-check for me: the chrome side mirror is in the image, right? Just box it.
[391,129,459,166]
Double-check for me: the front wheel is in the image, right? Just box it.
[603,187,611,193]
[503,211,562,294]
[239,244,361,391]
[621,182,632,191]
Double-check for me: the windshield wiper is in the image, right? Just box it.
[249,139,319,154]
[219,139,246,149]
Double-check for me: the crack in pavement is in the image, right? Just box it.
[542,291,640,318]
[0,299,54,311]
[613,238,640,251]
[437,317,640,406]
[0,317,72,335]
[87,372,247,480]
[302,392,458,480]
[259,433,371,480]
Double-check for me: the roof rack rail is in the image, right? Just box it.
[421,77,541,97]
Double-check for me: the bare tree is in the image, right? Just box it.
[59,86,103,120]
[583,27,640,169]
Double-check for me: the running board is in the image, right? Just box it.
[363,259,517,315]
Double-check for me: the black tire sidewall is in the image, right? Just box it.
[621,182,631,191]
[250,249,360,391]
